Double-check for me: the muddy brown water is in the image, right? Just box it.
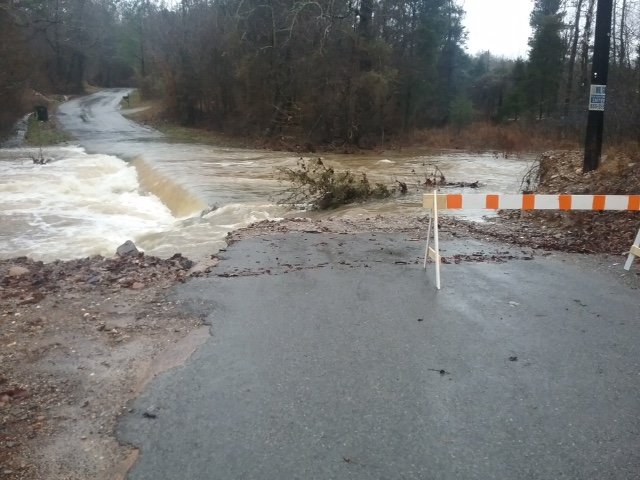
[0,90,535,262]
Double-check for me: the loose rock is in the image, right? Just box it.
[7,266,30,277]
[116,240,139,257]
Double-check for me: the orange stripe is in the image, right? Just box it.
[522,194,535,210]
[559,195,572,211]
[447,194,463,209]
[629,195,640,211]
[592,195,606,210]
[486,195,500,210]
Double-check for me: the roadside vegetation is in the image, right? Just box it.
[405,122,580,155]
[121,90,253,148]
[2,1,640,152]
[24,115,71,147]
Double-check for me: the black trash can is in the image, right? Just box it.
[35,105,48,122]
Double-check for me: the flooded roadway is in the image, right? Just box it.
[0,89,535,261]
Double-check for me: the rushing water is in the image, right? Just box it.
[0,89,535,262]
[1,114,31,149]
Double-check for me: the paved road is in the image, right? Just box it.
[56,88,161,156]
[118,232,640,479]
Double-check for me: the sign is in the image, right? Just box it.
[589,84,606,111]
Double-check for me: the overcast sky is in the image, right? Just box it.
[462,0,535,58]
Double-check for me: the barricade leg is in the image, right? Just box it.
[433,192,441,290]
[624,227,640,271]
[424,212,432,269]
[423,190,441,289]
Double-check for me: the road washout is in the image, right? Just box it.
[1,150,638,479]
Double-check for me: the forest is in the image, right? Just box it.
[1,0,639,148]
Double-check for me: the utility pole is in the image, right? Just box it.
[583,0,613,173]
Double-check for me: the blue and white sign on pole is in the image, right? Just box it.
[589,84,606,111]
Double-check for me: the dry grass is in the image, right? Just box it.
[407,122,580,154]
[118,94,634,158]
[602,143,640,171]
[120,92,255,148]
[119,90,163,123]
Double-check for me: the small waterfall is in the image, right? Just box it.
[1,113,32,148]
[132,156,208,217]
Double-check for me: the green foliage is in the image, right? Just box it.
[0,8,30,135]
[24,115,71,146]
[449,96,473,131]
[119,0,470,144]
[277,159,390,210]
[498,59,528,121]
[4,0,640,147]
[527,0,565,119]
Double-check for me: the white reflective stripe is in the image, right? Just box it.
[570,196,593,210]
[462,195,486,209]
[534,195,559,209]
[500,194,523,209]
[605,196,629,210]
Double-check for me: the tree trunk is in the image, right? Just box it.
[564,0,583,117]
[580,0,596,93]
[580,0,596,96]
[619,0,627,67]
[358,0,373,71]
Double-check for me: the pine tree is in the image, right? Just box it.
[527,0,565,119]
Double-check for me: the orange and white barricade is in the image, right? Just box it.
[423,192,640,288]
[624,226,640,271]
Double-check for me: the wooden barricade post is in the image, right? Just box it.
[423,190,442,290]
[624,226,640,271]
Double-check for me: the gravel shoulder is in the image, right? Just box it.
[0,254,212,479]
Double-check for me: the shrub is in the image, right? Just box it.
[277,158,390,209]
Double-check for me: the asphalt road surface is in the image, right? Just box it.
[118,232,640,479]
[56,88,161,156]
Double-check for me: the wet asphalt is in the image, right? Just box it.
[118,232,640,480]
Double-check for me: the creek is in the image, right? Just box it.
[0,89,535,262]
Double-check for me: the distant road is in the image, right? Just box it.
[57,89,161,155]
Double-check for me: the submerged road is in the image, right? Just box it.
[118,232,640,479]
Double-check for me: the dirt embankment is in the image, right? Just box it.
[0,252,214,479]
[458,151,640,255]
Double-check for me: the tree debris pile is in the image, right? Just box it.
[278,158,390,210]
[466,150,640,255]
